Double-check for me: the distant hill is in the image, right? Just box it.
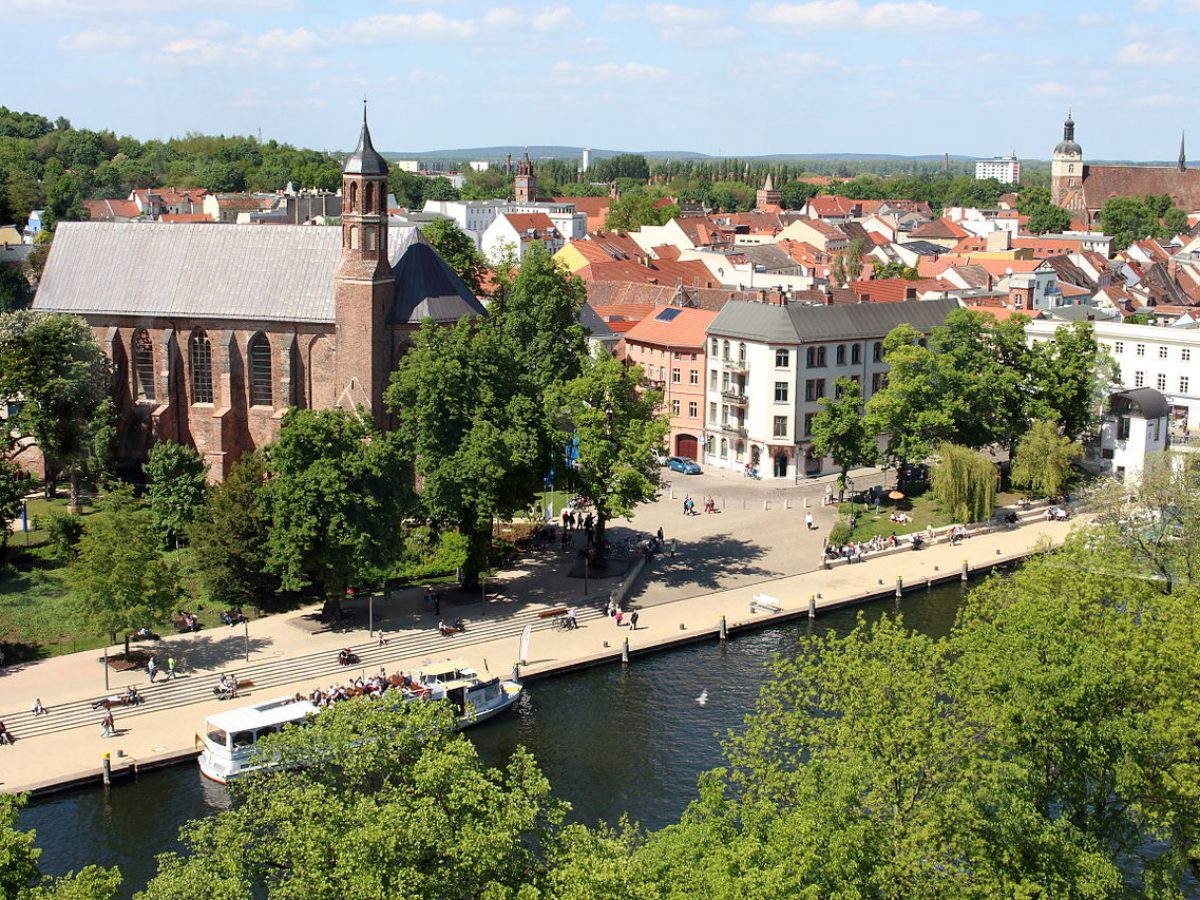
[382,146,983,163]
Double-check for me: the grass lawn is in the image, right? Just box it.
[836,490,1024,543]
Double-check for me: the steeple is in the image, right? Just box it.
[1063,109,1074,144]
[1180,131,1187,172]
[514,147,537,203]
[762,173,775,192]
[343,102,388,176]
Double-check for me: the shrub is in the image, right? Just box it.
[828,521,853,546]
[45,510,84,558]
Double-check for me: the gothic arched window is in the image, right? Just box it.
[349,181,358,212]
[248,333,272,407]
[190,329,213,404]
[349,225,359,250]
[133,329,155,401]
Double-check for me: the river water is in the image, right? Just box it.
[22,581,970,896]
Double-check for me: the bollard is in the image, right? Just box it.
[808,595,816,619]
[101,752,111,786]
[621,638,629,664]
[785,497,791,510]
[719,615,728,641]
[895,576,903,599]
[961,559,969,581]
[804,496,810,508]
[763,500,769,511]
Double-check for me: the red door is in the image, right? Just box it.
[676,434,698,459]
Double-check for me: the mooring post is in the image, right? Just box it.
[621,638,629,665]
[961,559,969,582]
[719,615,728,641]
[808,595,816,619]
[101,752,111,786]
[895,576,903,599]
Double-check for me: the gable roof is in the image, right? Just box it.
[623,304,718,348]
[388,240,486,324]
[709,297,962,343]
[908,218,969,240]
[33,221,449,325]
[1083,165,1200,213]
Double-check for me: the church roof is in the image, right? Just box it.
[32,221,469,325]
[343,110,388,176]
[1083,165,1200,212]
[388,241,486,324]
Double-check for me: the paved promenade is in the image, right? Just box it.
[0,509,1076,796]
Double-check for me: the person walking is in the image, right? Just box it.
[100,711,114,738]
[630,610,640,631]
[805,511,814,531]
[147,657,157,683]
[434,593,441,616]
[656,526,664,547]
[670,538,678,558]
[167,656,177,680]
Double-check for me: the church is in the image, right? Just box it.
[31,111,485,481]
[1052,112,1200,225]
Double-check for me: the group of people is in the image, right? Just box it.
[824,532,903,564]
[147,655,177,682]
[604,598,640,630]
[1044,505,1071,521]
[91,686,142,709]
[438,617,466,636]
[336,648,359,666]
[889,511,912,524]
[219,607,248,627]
[176,610,201,632]
[213,674,239,700]
[948,524,969,545]
[297,670,431,709]
[561,505,597,549]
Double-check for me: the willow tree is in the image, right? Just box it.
[931,443,996,524]
[1010,420,1081,500]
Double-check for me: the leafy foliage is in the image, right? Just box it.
[420,218,487,295]
[810,377,878,492]
[1100,194,1188,250]
[43,509,84,559]
[603,193,678,231]
[0,461,21,560]
[1010,420,1082,499]
[931,442,996,523]
[144,441,208,549]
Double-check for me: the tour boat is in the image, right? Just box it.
[198,664,523,783]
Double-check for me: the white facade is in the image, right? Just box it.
[481,213,565,264]
[1091,390,1169,481]
[1026,319,1200,430]
[975,156,1021,184]
[393,160,421,173]
[424,198,586,249]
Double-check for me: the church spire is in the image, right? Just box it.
[1064,109,1074,143]
[1180,131,1187,172]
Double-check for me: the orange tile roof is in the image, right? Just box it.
[908,217,969,240]
[623,304,719,349]
[847,277,945,303]
[918,255,1042,279]
[85,199,141,220]
[502,212,560,241]
[160,213,214,223]
[589,303,657,333]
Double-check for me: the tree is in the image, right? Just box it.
[140,700,567,899]
[603,194,674,231]
[1099,195,1187,250]
[1026,201,1072,235]
[421,176,459,201]
[779,179,818,210]
[0,266,32,313]
[0,794,121,899]
[843,236,866,282]
[69,497,180,654]
[0,461,21,561]
[550,351,668,556]
[144,441,208,549]
[0,311,109,502]
[930,442,996,523]
[1029,321,1116,440]
[810,377,878,496]
[260,410,411,612]
[386,319,546,587]
[186,452,278,608]
[871,259,919,280]
[1010,420,1081,499]
[421,218,487,295]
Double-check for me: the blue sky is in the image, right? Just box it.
[3,0,1197,160]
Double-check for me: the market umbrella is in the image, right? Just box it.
[888,490,906,500]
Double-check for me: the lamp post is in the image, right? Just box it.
[583,553,589,596]
[243,618,249,663]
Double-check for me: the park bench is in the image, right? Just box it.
[537,607,569,619]
[750,594,781,614]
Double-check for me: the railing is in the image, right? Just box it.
[721,390,748,404]
[719,422,748,436]
[721,357,748,374]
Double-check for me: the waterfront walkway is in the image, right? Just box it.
[0,512,1076,795]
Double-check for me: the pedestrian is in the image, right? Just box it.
[682,496,689,515]
[670,538,678,558]
[614,609,623,626]
[434,593,441,615]
[31,698,45,716]
[167,656,177,680]
[100,711,114,738]
[147,657,157,683]
[656,526,664,546]
[805,511,814,530]
[377,630,388,647]
[630,610,640,631]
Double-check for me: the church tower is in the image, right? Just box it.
[514,150,537,203]
[756,173,781,210]
[1051,111,1084,207]
[334,105,393,421]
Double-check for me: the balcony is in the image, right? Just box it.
[718,421,748,437]
[721,356,748,374]
[721,389,749,405]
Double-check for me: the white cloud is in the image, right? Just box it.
[1135,93,1184,107]
[408,68,446,83]
[1117,40,1181,64]
[56,24,168,50]
[552,61,670,83]
[1029,81,1071,97]
[142,37,257,67]
[532,5,578,31]
[482,6,523,28]
[255,27,317,52]
[751,0,981,31]
[4,0,293,18]
[342,12,477,43]
[644,4,742,45]
[231,87,267,108]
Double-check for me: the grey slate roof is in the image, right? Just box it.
[709,297,962,344]
[900,240,953,257]
[389,241,485,324]
[33,221,450,325]
[1112,387,1169,420]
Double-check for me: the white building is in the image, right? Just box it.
[481,211,564,263]
[1089,388,1169,481]
[702,298,961,479]
[423,199,585,250]
[1026,318,1200,431]
[393,160,421,173]
[469,161,490,172]
[975,155,1021,184]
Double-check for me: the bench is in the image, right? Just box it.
[537,607,569,619]
[750,594,781,613]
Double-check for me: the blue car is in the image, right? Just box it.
[667,456,702,474]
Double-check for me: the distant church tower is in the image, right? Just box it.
[334,105,393,422]
[515,150,537,203]
[756,173,781,210]
[1051,111,1084,207]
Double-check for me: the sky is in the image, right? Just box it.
[4,0,1199,160]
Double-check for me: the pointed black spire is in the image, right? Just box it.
[343,101,388,176]
[1064,109,1074,143]
[1180,131,1186,172]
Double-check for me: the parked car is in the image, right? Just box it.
[667,456,702,475]
[651,448,669,466]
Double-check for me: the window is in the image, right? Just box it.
[705,435,715,455]
[738,342,747,364]
[1181,376,1190,393]
[710,370,718,390]
[1117,416,1131,441]
[688,401,698,418]
[349,225,359,250]
[836,344,846,365]
[1156,373,1167,391]
[1114,341,1124,354]
[775,381,789,402]
[709,401,717,420]
[722,340,730,360]
[189,330,213,404]
[1159,345,1168,359]
[133,329,155,401]
[773,416,788,438]
[851,343,861,364]
[349,181,358,211]
[722,371,730,391]
[671,367,681,384]
[720,438,728,458]
[689,369,699,385]
[873,341,883,362]
[804,413,815,436]
[1134,370,1145,388]
[816,346,827,366]
[872,372,886,393]
[711,338,718,356]
[806,346,815,368]
[804,379,825,402]
[670,399,681,415]
[1136,344,1145,357]
[248,333,273,407]
[1183,348,1191,362]
[775,348,790,367]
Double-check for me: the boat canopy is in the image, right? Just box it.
[203,696,319,733]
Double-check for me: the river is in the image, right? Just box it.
[21,580,970,897]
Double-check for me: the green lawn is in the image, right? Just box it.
[836,490,1023,543]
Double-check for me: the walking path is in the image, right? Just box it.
[0,512,1077,795]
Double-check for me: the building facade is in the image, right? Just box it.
[975,155,1021,184]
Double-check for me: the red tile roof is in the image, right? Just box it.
[847,277,946,303]
[502,212,560,241]
[908,218,969,240]
[589,303,657,332]
[160,213,214,223]
[85,199,141,220]
[623,304,719,348]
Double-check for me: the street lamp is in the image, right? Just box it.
[243,618,249,663]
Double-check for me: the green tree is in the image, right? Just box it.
[0,266,32,313]
[1029,322,1116,440]
[779,179,819,209]
[550,351,667,556]
[144,441,208,549]
[810,377,878,496]
[140,700,567,900]
[0,460,22,561]
[1010,420,1082,499]
[186,452,278,608]
[0,794,121,899]
[261,410,411,613]
[871,259,920,280]
[1026,202,1072,235]
[843,236,866,282]
[421,176,459,201]
[0,311,109,503]
[386,319,546,587]
[930,442,996,523]
[69,499,180,654]
[44,509,84,559]
[603,193,674,231]
[421,218,487,295]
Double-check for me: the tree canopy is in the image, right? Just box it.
[1010,420,1082,499]
[810,376,878,494]
[420,218,488,296]
[144,441,208,549]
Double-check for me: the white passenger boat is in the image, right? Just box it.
[198,663,523,783]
